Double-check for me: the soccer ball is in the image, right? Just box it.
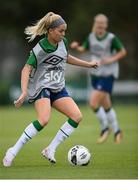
[68,145,91,166]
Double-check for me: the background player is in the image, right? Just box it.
[3,12,98,167]
[70,14,127,144]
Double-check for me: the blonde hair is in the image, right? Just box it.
[92,14,108,32]
[25,12,63,42]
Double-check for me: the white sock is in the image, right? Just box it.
[48,121,76,152]
[95,107,108,131]
[106,108,120,133]
[11,123,38,156]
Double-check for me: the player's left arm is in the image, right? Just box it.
[101,36,127,65]
[65,37,99,68]
[67,54,99,68]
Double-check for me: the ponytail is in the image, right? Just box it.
[92,24,96,33]
[25,12,64,42]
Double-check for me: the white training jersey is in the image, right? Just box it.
[28,40,67,101]
[88,32,119,78]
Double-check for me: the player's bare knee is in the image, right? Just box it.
[77,113,83,123]
[38,116,49,126]
[72,112,83,123]
[89,100,97,110]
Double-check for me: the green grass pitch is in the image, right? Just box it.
[0,104,138,179]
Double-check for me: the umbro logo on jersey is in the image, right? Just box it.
[43,55,63,65]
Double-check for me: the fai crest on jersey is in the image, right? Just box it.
[43,55,63,65]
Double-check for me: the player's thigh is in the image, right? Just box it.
[52,97,82,123]
[34,98,51,126]
[101,93,112,109]
[90,90,106,109]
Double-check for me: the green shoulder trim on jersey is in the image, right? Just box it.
[96,32,108,41]
[63,37,68,51]
[39,37,58,53]
[82,36,89,50]
[111,36,124,52]
[26,51,37,68]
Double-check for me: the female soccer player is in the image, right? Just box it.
[3,12,98,167]
[70,14,127,144]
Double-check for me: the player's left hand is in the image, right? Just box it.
[100,57,113,65]
[14,92,27,108]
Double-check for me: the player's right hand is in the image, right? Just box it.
[14,92,27,108]
[70,41,79,49]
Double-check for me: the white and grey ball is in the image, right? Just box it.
[68,145,91,166]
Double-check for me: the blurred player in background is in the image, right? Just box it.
[70,14,127,144]
[3,12,98,167]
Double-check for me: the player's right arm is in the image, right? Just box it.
[70,36,89,53]
[14,51,36,108]
[70,41,86,53]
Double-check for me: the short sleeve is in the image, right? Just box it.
[63,37,69,51]
[111,36,124,52]
[26,51,37,68]
[82,36,89,50]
